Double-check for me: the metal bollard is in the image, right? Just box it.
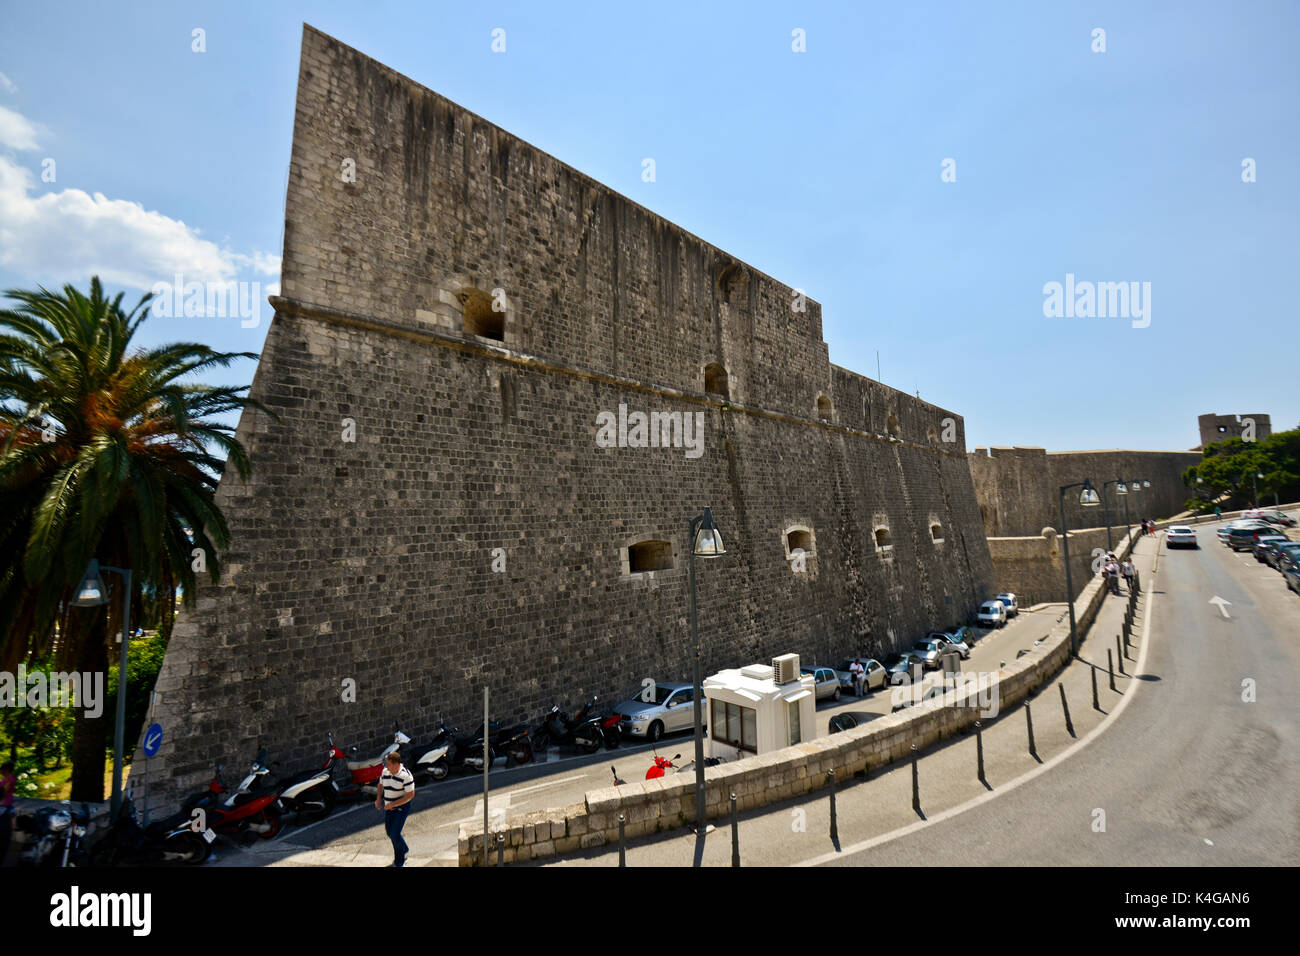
[975,720,985,784]
[1123,627,1131,654]
[1059,683,1075,737]
[618,813,626,867]
[730,792,739,867]
[827,770,838,845]
[1116,634,1126,674]
[497,832,505,867]
[1107,649,1116,691]
[911,744,920,814]
[1091,663,1100,710]
[1025,701,1037,758]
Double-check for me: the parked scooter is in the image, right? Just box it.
[89,789,212,866]
[329,725,410,800]
[408,717,456,781]
[182,749,283,841]
[273,740,339,821]
[532,699,604,754]
[15,801,91,867]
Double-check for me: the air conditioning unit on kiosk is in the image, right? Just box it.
[772,653,800,685]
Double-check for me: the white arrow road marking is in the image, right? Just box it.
[1208,596,1232,619]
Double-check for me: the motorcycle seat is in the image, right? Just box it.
[346,757,381,772]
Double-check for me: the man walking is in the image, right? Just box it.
[376,751,415,867]
[1122,557,1135,592]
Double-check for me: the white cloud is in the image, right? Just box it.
[0,104,40,150]
[0,104,279,292]
[0,72,17,95]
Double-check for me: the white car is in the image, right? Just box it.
[924,630,972,659]
[1166,526,1198,549]
[977,601,1007,628]
[994,593,1019,617]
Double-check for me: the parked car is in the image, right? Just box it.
[1216,526,1231,545]
[924,630,972,659]
[1166,526,1198,549]
[614,681,696,742]
[801,666,842,702]
[883,652,926,685]
[833,658,887,693]
[976,600,1007,628]
[1254,536,1289,563]
[994,593,1019,617]
[1272,543,1300,571]
[1244,509,1297,527]
[912,639,949,670]
[1227,524,1282,551]
[949,624,979,647]
[1285,561,1300,595]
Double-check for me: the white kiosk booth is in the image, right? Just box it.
[702,654,816,761]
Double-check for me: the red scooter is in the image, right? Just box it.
[610,751,683,786]
[328,726,410,801]
[183,750,283,842]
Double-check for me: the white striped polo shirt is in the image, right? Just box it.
[381,764,415,807]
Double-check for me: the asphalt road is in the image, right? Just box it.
[813,522,1300,867]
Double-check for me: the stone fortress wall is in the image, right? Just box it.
[136,26,997,805]
[969,446,1202,539]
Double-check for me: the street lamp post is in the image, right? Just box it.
[1125,478,1147,541]
[1102,479,1128,551]
[687,506,726,834]
[73,559,133,817]
[1058,479,1101,658]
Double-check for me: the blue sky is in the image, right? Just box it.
[2,0,1296,451]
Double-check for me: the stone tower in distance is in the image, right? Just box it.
[1197,413,1271,448]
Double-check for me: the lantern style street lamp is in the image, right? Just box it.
[1058,480,1100,657]
[687,506,725,836]
[73,559,133,817]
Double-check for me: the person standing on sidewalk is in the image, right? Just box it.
[376,752,415,867]
[850,658,865,697]
[1122,557,1135,592]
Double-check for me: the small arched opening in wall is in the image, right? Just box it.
[930,520,944,544]
[457,286,505,341]
[816,394,833,422]
[782,525,816,563]
[704,362,729,399]
[886,413,901,438]
[927,426,939,444]
[625,539,674,575]
[874,521,893,557]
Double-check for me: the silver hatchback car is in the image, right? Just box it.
[614,681,697,742]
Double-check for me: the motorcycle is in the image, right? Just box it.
[532,698,606,755]
[15,801,91,867]
[612,750,721,784]
[274,740,340,821]
[329,725,410,800]
[89,789,212,866]
[181,749,283,841]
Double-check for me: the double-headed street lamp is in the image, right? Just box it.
[1058,479,1101,658]
[687,506,726,834]
[72,559,133,817]
[1125,478,1149,540]
[1100,479,1129,551]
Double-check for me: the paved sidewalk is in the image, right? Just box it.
[529,532,1159,866]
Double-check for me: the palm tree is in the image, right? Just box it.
[0,277,269,800]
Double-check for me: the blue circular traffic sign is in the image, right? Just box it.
[143,722,163,757]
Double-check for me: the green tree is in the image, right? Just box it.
[1185,425,1300,509]
[0,278,268,800]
